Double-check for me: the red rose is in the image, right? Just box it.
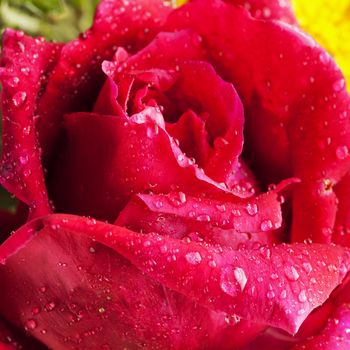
[1,0,350,349]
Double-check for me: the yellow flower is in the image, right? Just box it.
[294,0,350,89]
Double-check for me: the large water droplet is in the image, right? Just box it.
[25,319,37,330]
[284,266,300,281]
[196,214,211,222]
[298,290,307,303]
[246,203,258,216]
[333,79,345,92]
[336,145,349,160]
[45,301,56,312]
[185,252,202,265]
[260,219,273,232]
[12,91,27,107]
[266,290,275,299]
[234,267,247,292]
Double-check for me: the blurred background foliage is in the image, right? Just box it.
[0,0,99,41]
[0,0,349,210]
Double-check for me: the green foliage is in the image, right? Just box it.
[0,0,99,41]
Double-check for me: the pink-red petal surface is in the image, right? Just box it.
[226,0,296,23]
[165,0,350,243]
[0,30,61,218]
[293,303,350,350]
[0,215,263,350]
[48,111,227,222]
[52,215,350,334]
[36,0,171,160]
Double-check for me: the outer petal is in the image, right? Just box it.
[293,304,350,350]
[226,0,296,23]
[0,30,61,218]
[48,111,228,222]
[36,0,171,160]
[0,216,263,350]
[41,215,350,335]
[165,0,350,242]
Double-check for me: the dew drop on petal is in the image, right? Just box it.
[260,219,273,232]
[298,290,307,303]
[246,203,258,216]
[333,79,345,92]
[234,267,248,292]
[284,266,300,281]
[25,319,37,330]
[12,91,27,107]
[280,290,287,299]
[336,145,349,160]
[185,252,202,265]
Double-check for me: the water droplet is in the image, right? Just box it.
[246,203,258,216]
[89,247,96,253]
[284,266,300,281]
[196,214,211,222]
[209,260,217,268]
[185,252,202,265]
[25,319,37,330]
[32,307,40,315]
[45,301,56,312]
[333,79,345,92]
[302,262,313,274]
[12,91,27,107]
[216,204,226,213]
[260,219,273,232]
[168,192,187,207]
[19,154,29,165]
[280,290,287,299]
[234,267,247,292]
[336,145,349,160]
[298,290,307,303]
[7,76,20,87]
[267,290,275,299]
[270,273,279,280]
[146,124,159,138]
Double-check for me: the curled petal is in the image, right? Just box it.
[0,30,61,218]
[0,216,263,349]
[293,303,350,350]
[37,0,171,160]
[48,111,228,221]
[41,215,350,335]
[165,0,350,242]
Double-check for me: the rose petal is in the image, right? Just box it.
[166,110,212,168]
[116,189,283,236]
[226,0,296,23]
[36,0,171,160]
[293,303,350,350]
[92,77,126,117]
[333,172,350,246]
[165,0,350,242]
[48,110,228,221]
[0,215,263,349]
[40,215,350,335]
[0,30,61,218]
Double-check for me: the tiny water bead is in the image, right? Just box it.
[185,251,202,265]
[25,319,37,330]
[12,91,27,107]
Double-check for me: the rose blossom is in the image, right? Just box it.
[1,0,350,349]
